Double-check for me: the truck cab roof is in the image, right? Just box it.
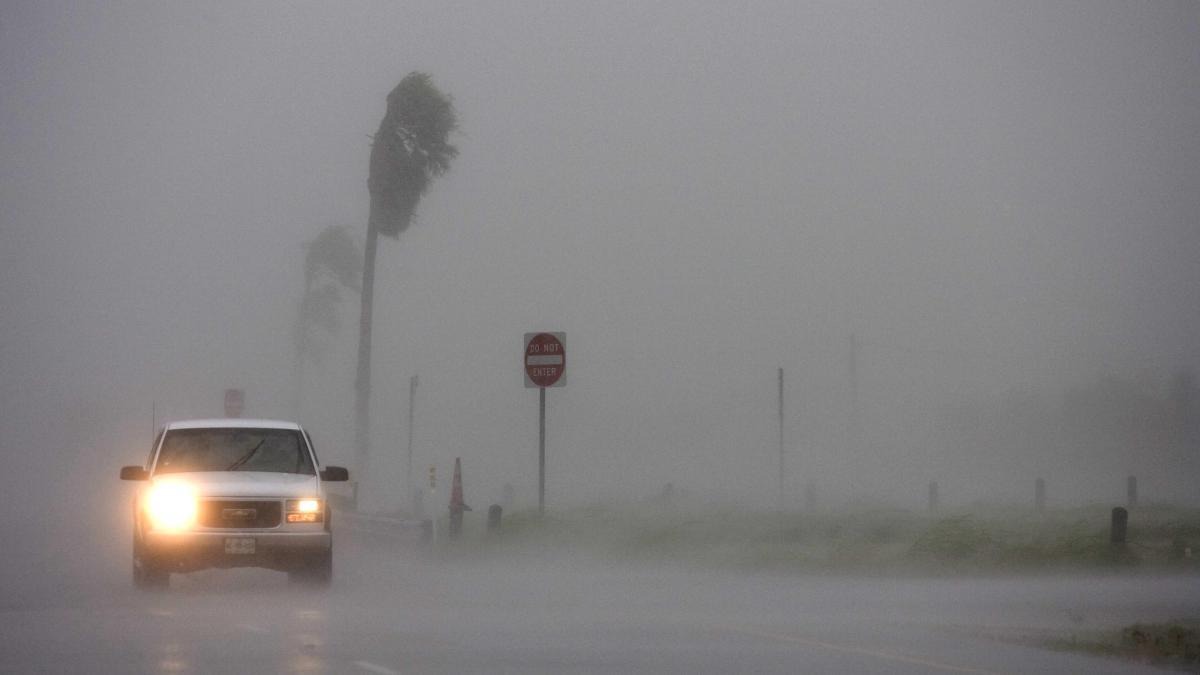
[164,419,303,431]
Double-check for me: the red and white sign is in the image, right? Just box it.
[224,388,244,417]
[524,332,566,388]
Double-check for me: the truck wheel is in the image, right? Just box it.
[133,554,169,589]
[288,549,332,588]
[132,537,169,590]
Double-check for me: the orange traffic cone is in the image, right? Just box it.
[450,457,469,512]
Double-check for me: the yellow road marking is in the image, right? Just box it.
[717,625,1004,675]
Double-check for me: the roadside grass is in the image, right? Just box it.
[1039,620,1200,672]
[453,502,1200,573]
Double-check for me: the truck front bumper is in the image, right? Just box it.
[140,530,331,573]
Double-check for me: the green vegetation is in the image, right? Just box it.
[1041,621,1200,672]
[910,516,995,560]
[461,503,1200,573]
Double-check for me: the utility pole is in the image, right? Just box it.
[848,333,858,435]
[428,465,437,545]
[778,367,785,511]
[407,374,418,511]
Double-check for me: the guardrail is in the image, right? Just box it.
[336,510,427,542]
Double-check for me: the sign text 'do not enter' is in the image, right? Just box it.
[524,332,565,388]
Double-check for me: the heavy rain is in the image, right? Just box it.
[2,2,1198,672]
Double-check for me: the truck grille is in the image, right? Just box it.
[197,500,281,528]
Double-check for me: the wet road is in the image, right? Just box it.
[2,521,1195,673]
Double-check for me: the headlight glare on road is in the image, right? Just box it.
[146,482,197,531]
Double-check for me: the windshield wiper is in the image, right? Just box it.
[225,439,266,471]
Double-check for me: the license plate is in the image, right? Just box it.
[225,537,255,554]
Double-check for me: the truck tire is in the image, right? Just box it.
[288,548,332,588]
[132,542,169,590]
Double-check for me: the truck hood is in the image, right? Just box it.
[152,472,320,499]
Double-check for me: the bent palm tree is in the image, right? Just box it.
[355,72,458,476]
[295,225,361,363]
[293,225,361,416]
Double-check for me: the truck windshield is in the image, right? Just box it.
[154,428,315,475]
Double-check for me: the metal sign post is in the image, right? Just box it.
[539,387,546,513]
[525,332,566,515]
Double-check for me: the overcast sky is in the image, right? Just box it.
[2,2,1198,517]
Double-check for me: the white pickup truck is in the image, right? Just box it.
[119,418,349,589]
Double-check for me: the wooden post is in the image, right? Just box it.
[1111,507,1128,545]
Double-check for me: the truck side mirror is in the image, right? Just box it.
[320,466,349,482]
[120,466,149,481]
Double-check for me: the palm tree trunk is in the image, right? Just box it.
[353,220,379,479]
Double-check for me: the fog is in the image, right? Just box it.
[3,4,1200,672]
[2,1,1199,553]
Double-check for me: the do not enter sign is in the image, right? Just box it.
[525,332,565,513]
[524,332,566,388]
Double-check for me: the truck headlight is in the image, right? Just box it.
[146,482,197,530]
[286,498,323,523]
